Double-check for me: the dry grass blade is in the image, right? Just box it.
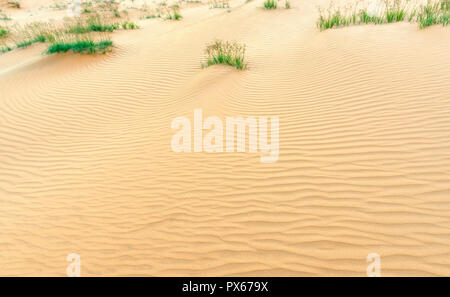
[204,40,247,70]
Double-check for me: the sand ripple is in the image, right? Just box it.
[0,0,449,276]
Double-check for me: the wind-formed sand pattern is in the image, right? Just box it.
[0,0,449,276]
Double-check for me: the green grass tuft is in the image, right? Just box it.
[264,0,277,9]
[46,39,113,54]
[8,1,20,8]
[386,7,406,23]
[165,6,182,20]
[317,9,351,30]
[16,40,33,48]
[1,45,12,53]
[67,19,118,34]
[417,1,449,28]
[318,0,449,31]
[121,21,139,29]
[65,15,127,34]
[204,40,247,70]
[359,10,384,24]
[209,0,230,8]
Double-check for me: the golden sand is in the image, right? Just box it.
[0,0,449,276]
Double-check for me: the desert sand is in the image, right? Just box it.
[0,0,449,276]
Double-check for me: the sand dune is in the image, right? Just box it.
[0,0,449,276]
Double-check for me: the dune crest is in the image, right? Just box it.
[0,0,449,276]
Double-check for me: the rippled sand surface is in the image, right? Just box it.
[1,0,450,276]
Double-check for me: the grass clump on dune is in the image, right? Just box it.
[8,1,20,8]
[386,4,406,23]
[2,22,56,49]
[1,37,12,53]
[1,45,12,53]
[0,27,8,38]
[417,0,449,28]
[46,38,113,54]
[0,5,141,55]
[0,17,114,55]
[317,7,353,30]
[0,14,11,21]
[317,0,449,31]
[155,3,182,20]
[65,14,140,33]
[264,0,277,9]
[12,22,57,49]
[359,10,385,24]
[66,15,119,34]
[15,39,34,48]
[204,40,247,70]
[209,0,230,8]
[165,5,182,20]
[121,21,139,29]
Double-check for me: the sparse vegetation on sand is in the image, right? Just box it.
[121,21,139,29]
[165,5,182,20]
[203,40,247,70]
[0,1,147,56]
[317,0,449,31]
[417,0,450,28]
[11,23,57,49]
[46,38,113,54]
[66,15,119,34]
[0,44,12,53]
[7,1,20,9]
[78,0,121,16]
[15,39,34,48]
[146,14,161,19]
[386,3,406,23]
[264,0,277,9]
[65,12,140,34]
[152,2,182,20]
[133,1,187,21]
[0,12,11,20]
[0,14,123,55]
[0,26,8,38]
[285,0,290,9]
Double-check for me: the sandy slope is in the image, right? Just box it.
[1,0,450,276]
